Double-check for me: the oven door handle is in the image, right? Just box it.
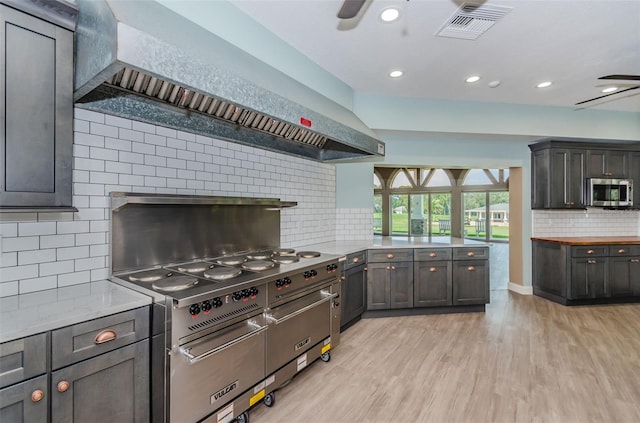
[178,320,267,364]
[265,290,338,325]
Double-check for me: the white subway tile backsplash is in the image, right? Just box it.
[1,109,341,296]
[532,208,640,237]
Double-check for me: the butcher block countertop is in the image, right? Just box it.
[531,236,640,245]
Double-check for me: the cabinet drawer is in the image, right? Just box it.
[0,333,47,389]
[453,247,489,260]
[571,246,609,257]
[51,306,149,370]
[367,249,413,262]
[414,248,452,261]
[608,245,640,256]
[344,250,367,270]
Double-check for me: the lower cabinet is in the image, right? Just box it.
[0,307,150,423]
[533,241,640,304]
[341,261,367,328]
[413,261,452,307]
[452,260,490,305]
[366,249,414,310]
[51,340,149,422]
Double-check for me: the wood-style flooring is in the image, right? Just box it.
[249,290,640,423]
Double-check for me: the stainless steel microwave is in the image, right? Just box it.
[586,178,633,207]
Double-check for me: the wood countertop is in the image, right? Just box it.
[531,236,640,245]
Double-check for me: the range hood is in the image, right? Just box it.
[74,0,385,162]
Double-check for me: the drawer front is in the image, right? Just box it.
[51,306,149,370]
[367,249,413,262]
[571,246,609,257]
[609,245,640,256]
[0,333,47,389]
[414,248,452,261]
[344,250,367,270]
[453,247,489,260]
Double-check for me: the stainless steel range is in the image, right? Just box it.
[108,193,341,423]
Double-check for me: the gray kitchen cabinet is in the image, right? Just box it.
[586,150,629,179]
[366,249,413,310]
[452,247,490,305]
[0,2,76,210]
[413,248,453,307]
[0,374,48,422]
[608,245,640,297]
[51,339,149,423]
[0,333,48,422]
[533,240,640,305]
[630,152,640,207]
[340,251,367,330]
[531,146,586,209]
[0,307,150,423]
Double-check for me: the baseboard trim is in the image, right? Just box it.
[508,282,533,295]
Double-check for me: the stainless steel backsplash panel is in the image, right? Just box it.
[110,194,284,273]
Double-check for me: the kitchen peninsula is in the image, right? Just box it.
[532,236,640,305]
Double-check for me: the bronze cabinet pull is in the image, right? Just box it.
[94,329,117,344]
[386,253,394,259]
[352,257,360,263]
[618,249,626,254]
[630,259,640,263]
[587,249,595,254]
[467,251,475,257]
[391,265,396,270]
[386,266,391,270]
[429,267,437,272]
[429,252,437,257]
[57,381,70,393]
[467,266,475,271]
[31,389,44,402]
[587,259,597,264]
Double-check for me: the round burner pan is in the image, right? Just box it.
[242,260,275,271]
[152,275,198,292]
[297,251,321,258]
[128,269,172,283]
[204,267,242,281]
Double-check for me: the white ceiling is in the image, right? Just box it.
[231,0,640,113]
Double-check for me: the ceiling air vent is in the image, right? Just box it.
[436,3,513,40]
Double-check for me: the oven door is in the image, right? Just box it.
[170,315,267,423]
[265,286,337,375]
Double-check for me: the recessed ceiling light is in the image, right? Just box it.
[602,86,618,93]
[466,76,481,83]
[537,81,553,88]
[380,7,400,22]
[488,80,501,88]
[389,70,404,78]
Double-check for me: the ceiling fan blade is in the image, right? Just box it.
[575,85,640,105]
[337,0,366,19]
[598,74,640,81]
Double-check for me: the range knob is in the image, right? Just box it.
[189,304,200,317]
[303,271,310,280]
[232,292,243,302]
[283,277,291,286]
[275,279,284,288]
[201,300,212,313]
[212,297,223,308]
[326,263,338,272]
[310,269,318,278]
[241,289,251,299]
[249,287,259,297]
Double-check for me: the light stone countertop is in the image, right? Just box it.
[0,280,152,343]
[299,236,490,256]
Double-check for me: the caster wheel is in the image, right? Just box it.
[236,411,249,423]
[263,392,276,407]
[321,351,331,362]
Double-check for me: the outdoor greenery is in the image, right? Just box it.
[373,212,509,239]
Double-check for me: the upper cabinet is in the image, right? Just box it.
[530,140,640,210]
[0,1,77,211]
[586,150,629,179]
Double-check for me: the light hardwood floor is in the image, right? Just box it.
[249,291,640,423]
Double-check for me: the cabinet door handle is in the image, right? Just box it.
[31,389,44,403]
[95,329,117,344]
[467,266,475,271]
[340,276,346,281]
[57,381,70,393]
[364,267,367,271]
[467,251,475,257]
[429,252,437,257]
[352,257,360,263]
[587,260,597,264]
[391,265,396,270]
[630,259,640,263]
[429,267,437,272]
[618,249,626,254]
[386,266,391,270]
[386,253,394,259]
[586,249,595,255]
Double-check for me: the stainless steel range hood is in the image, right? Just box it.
[74,0,385,162]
